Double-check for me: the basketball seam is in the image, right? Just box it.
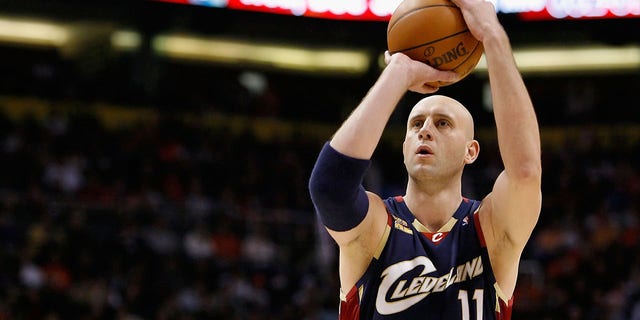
[390,29,470,53]
[387,5,459,34]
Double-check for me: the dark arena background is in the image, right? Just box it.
[0,0,639,319]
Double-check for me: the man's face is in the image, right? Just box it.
[402,95,476,181]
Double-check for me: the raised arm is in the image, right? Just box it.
[310,52,458,240]
[453,0,542,297]
[308,53,458,289]
[330,53,458,159]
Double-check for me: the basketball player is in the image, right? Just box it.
[308,0,541,319]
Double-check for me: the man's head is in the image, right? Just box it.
[402,95,479,184]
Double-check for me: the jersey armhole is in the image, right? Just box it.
[476,206,515,312]
[338,212,391,317]
[494,283,515,319]
[339,285,362,320]
[494,282,513,306]
[473,207,487,248]
[373,213,393,259]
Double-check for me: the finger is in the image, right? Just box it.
[422,85,439,94]
[434,70,460,84]
[446,71,460,83]
[384,51,392,64]
[412,83,439,94]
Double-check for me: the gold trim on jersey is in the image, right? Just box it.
[412,216,458,233]
[340,288,347,302]
[339,285,364,303]
[494,282,511,311]
[373,220,392,259]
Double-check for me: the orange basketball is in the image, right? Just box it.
[387,0,483,87]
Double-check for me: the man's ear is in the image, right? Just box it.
[402,140,408,165]
[465,140,480,164]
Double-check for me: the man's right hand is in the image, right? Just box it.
[384,51,459,94]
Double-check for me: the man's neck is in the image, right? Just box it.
[403,181,463,232]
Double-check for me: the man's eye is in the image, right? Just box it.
[413,121,423,128]
[437,120,449,127]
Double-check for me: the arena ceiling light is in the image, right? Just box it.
[152,33,371,76]
[111,30,142,52]
[150,35,639,76]
[0,15,637,76]
[0,16,70,47]
[474,45,640,75]
[0,16,139,54]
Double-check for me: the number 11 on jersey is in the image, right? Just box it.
[458,289,484,320]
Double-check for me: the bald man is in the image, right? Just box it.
[309,0,541,319]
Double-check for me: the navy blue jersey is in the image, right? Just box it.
[339,196,513,320]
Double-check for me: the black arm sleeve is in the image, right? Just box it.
[308,142,371,232]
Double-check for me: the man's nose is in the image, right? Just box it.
[418,121,433,141]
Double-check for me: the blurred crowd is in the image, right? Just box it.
[0,97,638,320]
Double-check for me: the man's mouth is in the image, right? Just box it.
[416,145,433,155]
